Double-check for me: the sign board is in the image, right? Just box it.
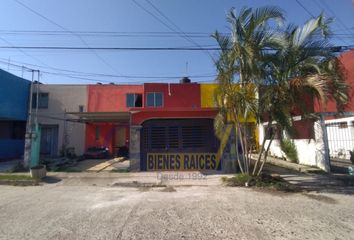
[146,153,220,171]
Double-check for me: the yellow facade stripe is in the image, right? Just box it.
[216,124,233,160]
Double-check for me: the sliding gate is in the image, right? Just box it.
[141,119,220,171]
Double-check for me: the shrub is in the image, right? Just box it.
[280,139,298,163]
[222,173,253,186]
[222,173,297,191]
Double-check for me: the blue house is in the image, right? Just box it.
[0,69,30,159]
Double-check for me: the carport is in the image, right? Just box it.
[68,112,131,157]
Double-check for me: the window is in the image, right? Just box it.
[95,126,100,140]
[146,92,163,107]
[126,93,142,107]
[32,93,49,109]
[79,105,84,112]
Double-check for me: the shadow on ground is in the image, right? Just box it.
[263,164,354,195]
[41,176,62,184]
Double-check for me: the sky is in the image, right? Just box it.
[0,0,353,84]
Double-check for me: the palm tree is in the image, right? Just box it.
[253,15,349,175]
[212,6,285,175]
[213,8,349,176]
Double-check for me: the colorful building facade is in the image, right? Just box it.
[32,80,256,171]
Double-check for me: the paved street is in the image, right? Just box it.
[0,182,353,240]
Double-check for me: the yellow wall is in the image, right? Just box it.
[200,83,256,122]
[200,83,258,148]
[200,83,218,108]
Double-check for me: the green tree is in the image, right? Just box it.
[213,7,349,176]
[213,6,285,175]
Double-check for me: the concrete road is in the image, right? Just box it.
[0,184,353,240]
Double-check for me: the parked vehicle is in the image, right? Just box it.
[84,146,110,159]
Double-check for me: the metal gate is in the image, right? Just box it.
[141,119,220,171]
[326,121,354,173]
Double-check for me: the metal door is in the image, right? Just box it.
[40,125,58,156]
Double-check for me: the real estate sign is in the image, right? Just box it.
[147,153,220,171]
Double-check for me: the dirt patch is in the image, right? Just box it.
[302,193,337,204]
[159,186,177,192]
[111,181,166,188]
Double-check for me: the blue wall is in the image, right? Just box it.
[0,69,30,121]
[0,140,25,159]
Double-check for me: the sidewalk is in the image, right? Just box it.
[0,160,20,172]
[251,154,321,173]
[46,171,226,187]
[261,160,354,194]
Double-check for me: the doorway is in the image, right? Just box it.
[40,125,59,157]
[114,126,128,157]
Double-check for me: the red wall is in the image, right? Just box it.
[315,50,354,112]
[85,123,129,153]
[143,83,201,108]
[85,83,215,150]
[131,109,218,125]
[85,123,114,152]
[88,84,143,112]
[129,83,207,125]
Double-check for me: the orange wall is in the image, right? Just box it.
[88,84,143,112]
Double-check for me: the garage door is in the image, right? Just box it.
[141,119,220,171]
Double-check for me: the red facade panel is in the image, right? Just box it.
[88,84,143,112]
[314,50,354,112]
[131,109,218,125]
[143,83,201,109]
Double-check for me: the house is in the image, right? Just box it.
[0,69,30,159]
[34,84,87,157]
[33,79,257,171]
[258,49,354,172]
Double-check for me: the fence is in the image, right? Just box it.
[325,117,354,173]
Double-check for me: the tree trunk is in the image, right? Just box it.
[257,134,274,176]
[252,120,272,175]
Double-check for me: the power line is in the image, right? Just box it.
[0,45,221,50]
[295,0,315,18]
[131,0,214,60]
[0,56,216,78]
[0,45,351,51]
[313,0,352,45]
[0,58,217,84]
[144,0,214,59]
[14,0,124,76]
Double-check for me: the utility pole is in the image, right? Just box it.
[23,70,35,168]
[23,69,40,168]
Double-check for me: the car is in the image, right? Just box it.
[83,146,110,159]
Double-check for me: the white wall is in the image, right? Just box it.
[264,139,317,166]
[259,120,329,171]
[35,84,87,156]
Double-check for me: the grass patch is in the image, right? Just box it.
[280,139,298,163]
[111,168,130,173]
[0,175,33,181]
[0,174,38,186]
[222,173,298,192]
